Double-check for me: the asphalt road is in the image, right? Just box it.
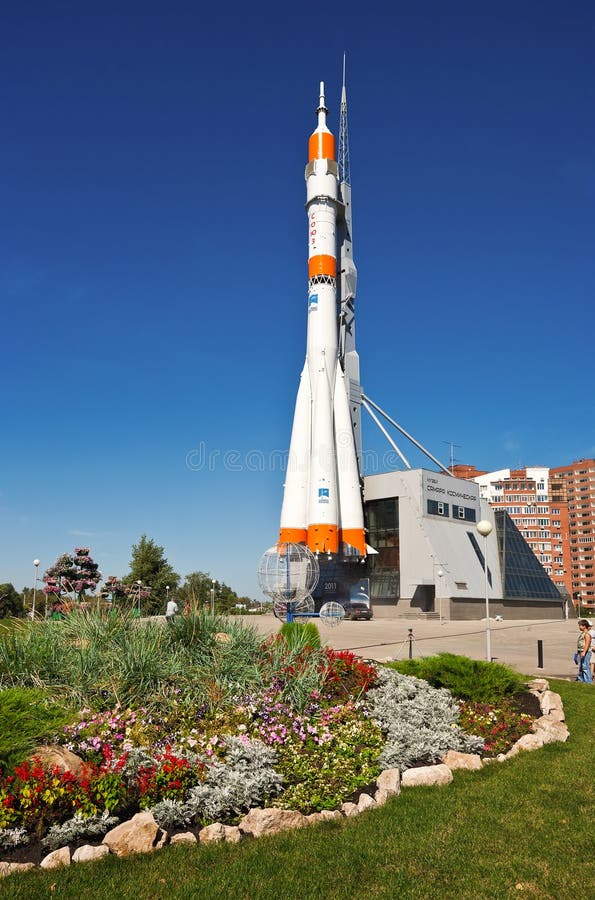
[239,614,589,681]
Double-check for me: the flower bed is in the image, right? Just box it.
[0,616,540,862]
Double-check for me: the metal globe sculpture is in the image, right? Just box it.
[319,601,345,628]
[258,543,319,604]
[273,593,315,623]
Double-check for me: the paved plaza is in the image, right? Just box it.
[240,613,589,681]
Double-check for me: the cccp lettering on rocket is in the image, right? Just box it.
[279,84,366,558]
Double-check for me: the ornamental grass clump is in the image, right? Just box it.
[0,611,294,715]
[367,668,483,770]
[279,621,322,650]
[259,636,330,710]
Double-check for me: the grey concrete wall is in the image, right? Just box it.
[449,598,564,621]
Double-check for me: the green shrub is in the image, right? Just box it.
[386,653,525,703]
[0,687,72,771]
[279,621,322,650]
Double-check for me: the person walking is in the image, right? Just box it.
[588,620,595,681]
[165,596,178,624]
[576,619,592,683]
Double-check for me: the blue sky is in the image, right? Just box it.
[2,1,594,598]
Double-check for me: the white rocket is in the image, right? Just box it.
[279,83,366,557]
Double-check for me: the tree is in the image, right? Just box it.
[42,548,102,607]
[100,575,128,605]
[0,583,24,619]
[177,572,246,614]
[124,535,179,615]
[177,572,214,608]
[71,548,101,597]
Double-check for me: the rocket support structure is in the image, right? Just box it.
[279,83,366,558]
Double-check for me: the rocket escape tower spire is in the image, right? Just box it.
[338,54,350,187]
[337,57,363,472]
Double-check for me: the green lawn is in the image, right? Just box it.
[3,678,593,900]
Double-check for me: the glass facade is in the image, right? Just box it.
[366,497,400,601]
[495,511,561,600]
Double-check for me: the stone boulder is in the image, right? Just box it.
[0,862,36,878]
[72,844,110,863]
[31,746,86,778]
[402,764,453,788]
[539,691,563,716]
[532,717,570,744]
[199,823,226,843]
[441,750,483,771]
[239,808,307,837]
[341,802,359,817]
[222,826,242,843]
[214,632,231,644]
[376,768,401,803]
[199,823,242,844]
[170,832,198,846]
[103,811,165,857]
[40,846,71,869]
[306,810,342,825]
[505,733,545,757]
[357,793,377,813]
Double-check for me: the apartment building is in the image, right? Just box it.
[452,460,595,611]
[550,459,595,608]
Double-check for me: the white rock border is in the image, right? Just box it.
[0,679,568,878]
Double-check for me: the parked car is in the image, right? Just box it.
[343,602,373,621]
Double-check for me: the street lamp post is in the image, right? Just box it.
[210,579,216,615]
[476,520,493,662]
[136,580,142,617]
[32,559,40,620]
[166,585,170,612]
[436,567,444,625]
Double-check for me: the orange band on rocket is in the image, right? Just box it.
[307,523,339,554]
[308,255,336,278]
[308,131,335,162]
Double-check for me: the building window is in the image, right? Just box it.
[427,500,449,517]
[452,505,477,522]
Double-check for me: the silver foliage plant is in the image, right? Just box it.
[0,827,30,850]
[149,799,194,830]
[366,668,483,771]
[149,737,284,830]
[184,736,283,824]
[41,812,120,851]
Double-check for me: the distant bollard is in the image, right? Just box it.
[537,639,544,669]
[408,628,414,659]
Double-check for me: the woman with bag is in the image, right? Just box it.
[576,619,592,683]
